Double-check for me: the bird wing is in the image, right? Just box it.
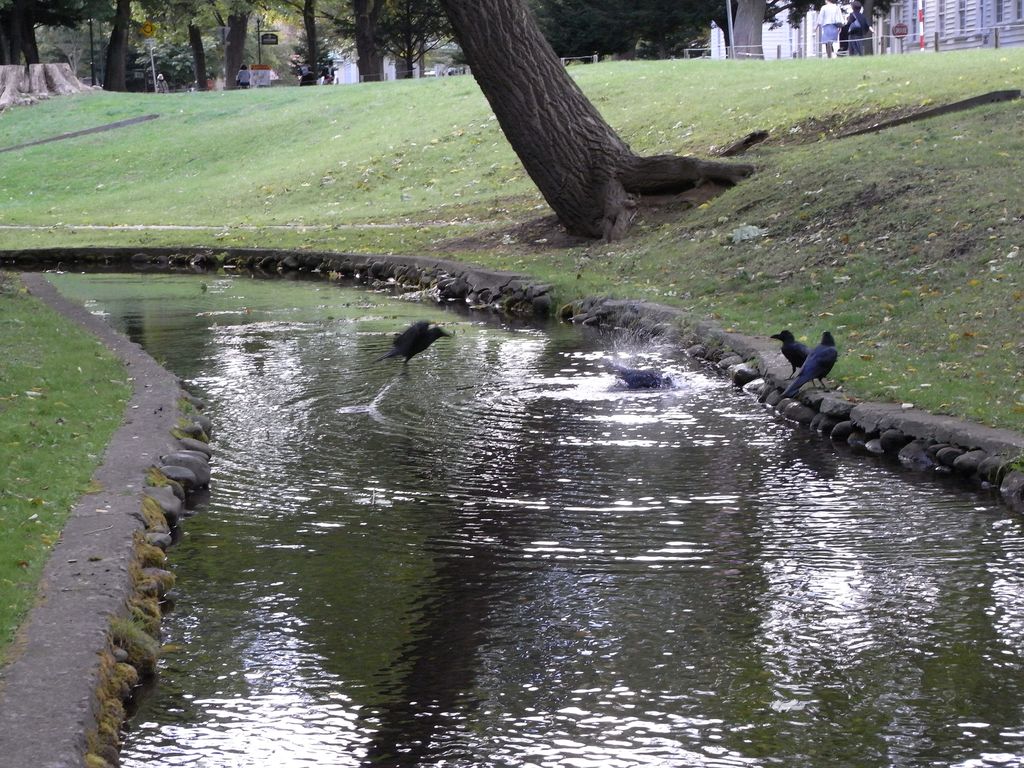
[781,345,837,397]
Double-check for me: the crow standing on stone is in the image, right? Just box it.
[770,330,810,378]
[607,361,673,389]
[781,331,838,399]
[376,320,451,363]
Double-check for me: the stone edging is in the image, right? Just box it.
[0,274,214,768]
[0,246,556,318]
[561,296,1024,512]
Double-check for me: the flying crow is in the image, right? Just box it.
[781,331,837,399]
[770,330,810,378]
[607,361,673,389]
[376,320,451,363]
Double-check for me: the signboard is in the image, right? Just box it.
[140,19,156,38]
[892,21,909,38]
[260,33,279,46]
[250,63,274,88]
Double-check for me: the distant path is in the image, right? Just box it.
[0,114,160,154]
[0,221,496,231]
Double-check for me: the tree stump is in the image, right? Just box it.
[0,63,94,112]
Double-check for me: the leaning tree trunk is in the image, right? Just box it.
[0,63,93,111]
[104,0,132,91]
[438,0,753,240]
[188,23,208,89]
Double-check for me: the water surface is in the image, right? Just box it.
[51,273,1024,768]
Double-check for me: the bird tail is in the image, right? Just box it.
[375,348,399,362]
[781,379,802,399]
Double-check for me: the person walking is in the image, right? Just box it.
[817,0,845,58]
[236,64,251,89]
[846,1,873,55]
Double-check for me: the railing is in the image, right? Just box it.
[559,54,600,65]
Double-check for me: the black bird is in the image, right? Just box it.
[770,329,810,378]
[376,320,451,363]
[607,361,673,389]
[781,331,838,399]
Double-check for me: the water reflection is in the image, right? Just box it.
[47,273,1024,768]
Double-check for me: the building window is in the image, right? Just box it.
[958,0,968,28]
[995,0,1005,21]
[938,0,948,34]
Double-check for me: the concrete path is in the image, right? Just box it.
[0,273,184,768]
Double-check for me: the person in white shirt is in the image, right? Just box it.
[817,0,845,58]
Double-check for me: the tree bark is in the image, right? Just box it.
[353,0,383,81]
[438,0,753,240]
[4,0,27,66]
[303,0,318,71]
[188,23,208,89]
[16,0,39,64]
[732,0,767,59]
[225,13,249,89]
[104,0,132,91]
[862,0,876,54]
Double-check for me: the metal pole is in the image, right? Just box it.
[725,0,737,58]
[147,40,157,92]
[918,0,925,50]
[88,19,96,85]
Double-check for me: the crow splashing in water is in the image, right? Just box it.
[606,361,673,390]
[376,320,451,364]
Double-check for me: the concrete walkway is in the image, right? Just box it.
[0,274,184,768]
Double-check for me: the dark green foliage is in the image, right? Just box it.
[530,0,720,58]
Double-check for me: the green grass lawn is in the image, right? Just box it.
[0,275,130,664]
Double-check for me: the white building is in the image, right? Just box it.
[711,16,814,59]
[327,56,400,84]
[709,0,1024,58]
[881,0,1024,51]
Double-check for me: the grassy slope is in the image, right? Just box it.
[0,50,1021,434]
[0,276,131,663]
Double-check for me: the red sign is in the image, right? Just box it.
[893,21,909,37]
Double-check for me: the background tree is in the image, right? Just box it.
[138,0,213,88]
[220,9,250,87]
[187,21,209,87]
[438,0,752,240]
[377,0,450,78]
[327,0,386,80]
[2,0,106,65]
[531,0,721,59]
[351,0,382,80]
[732,0,768,57]
[530,0,635,58]
[103,0,132,90]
